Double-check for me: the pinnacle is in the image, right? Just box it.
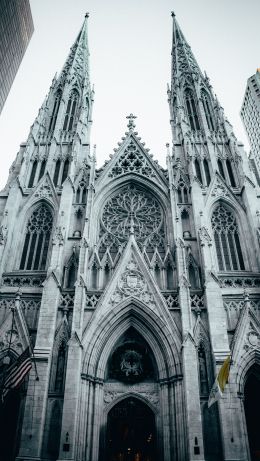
[126,113,137,132]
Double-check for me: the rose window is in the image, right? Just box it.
[100,185,164,247]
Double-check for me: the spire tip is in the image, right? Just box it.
[85,12,89,18]
[171,11,176,17]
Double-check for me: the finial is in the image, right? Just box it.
[171,11,176,17]
[126,114,137,131]
[85,12,89,18]
[243,290,250,309]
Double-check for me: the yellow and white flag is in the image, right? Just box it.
[208,355,231,408]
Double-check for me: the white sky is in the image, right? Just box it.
[0,0,259,189]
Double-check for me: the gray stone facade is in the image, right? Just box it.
[0,13,260,461]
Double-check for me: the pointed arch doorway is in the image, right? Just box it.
[244,365,260,460]
[106,397,156,461]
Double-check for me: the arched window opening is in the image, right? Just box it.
[226,159,236,187]
[185,89,200,131]
[38,160,46,182]
[92,263,98,290]
[54,342,66,392]
[195,159,203,184]
[198,345,209,396]
[20,204,53,271]
[67,263,76,288]
[61,159,70,184]
[181,209,191,238]
[154,264,161,288]
[63,90,79,131]
[203,159,211,186]
[75,181,87,204]
[28,160,38,188]
[211,204,245,271]
[177,179,190,203]
[49,90,62,133]
[166,263,174,290]
[218,159,225,180]
[53,159,61,186]
[201,90,215,131]
[188,264,197,288]
[103,263,110,288]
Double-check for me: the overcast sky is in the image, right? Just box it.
[0,0,259,189]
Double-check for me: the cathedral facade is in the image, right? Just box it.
[0,13,260,461]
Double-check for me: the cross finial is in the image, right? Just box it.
[126,113,137,131]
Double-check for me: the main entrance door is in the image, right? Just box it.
[107,397,156,461]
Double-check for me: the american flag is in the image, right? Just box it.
[2,347,32,401]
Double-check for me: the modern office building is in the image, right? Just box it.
[0,0,34,114]
[241,69,260,184]
[0,12,260,461]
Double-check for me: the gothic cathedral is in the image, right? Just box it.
[0,13,260,461]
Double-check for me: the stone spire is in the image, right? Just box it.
[59,13,90,87]
[171,11,203,86]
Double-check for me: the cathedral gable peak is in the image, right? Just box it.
[88,236,179,338]
[232,296,260,361]
[96,116,168,187]
[30,172,58,207]
[205,172,243,209]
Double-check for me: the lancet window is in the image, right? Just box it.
[198,345,209,396]
[211,204,245,271]
[185,89,200,131]
[201,90,215,131]
[203,159,211,186]
[20,203,53,270]
[226,159,236,187]
[63,89,79,131]
[177,178,190,203]
[218,159,225,180]
[49,89,62,133]
[195,159,203,184]
[53,158,70,187]
[28,160,38,188]
[75,179,87,204]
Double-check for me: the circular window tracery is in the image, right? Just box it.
[100,184,164,247]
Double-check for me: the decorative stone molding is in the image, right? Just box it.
[59,292,75,308]
[85,292,101,309]
[0,225,7,246]
[163,293,179,309]
[104,382,159,407]
[34,178,53,199]
[52,226,65,245]
[211,178,231,198]
[219,275,260,288]
[1,271,46,287]
[244,323,260,351]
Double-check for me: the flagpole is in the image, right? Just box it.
[14,291,39,382]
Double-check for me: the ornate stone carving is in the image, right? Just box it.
[0,225,7,245]
[110,259,154,306]
[108,140,156,179]
[211,179,230,198]
[85,292,101,308]
[163,293,179,309]
[219,276,260,289]
[198,226,212,246]
[244,323,260,351]
[34,178,53,198]
[59,292,74,308]
[2,272,46,287]
[120,350,143,378]
[101,184,164,247]
[52,226,65,245]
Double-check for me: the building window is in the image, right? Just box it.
[28,160,38,188]
[63,89,79,131]
[217,159,225,180]
[201,90,215,131]
[75,180,87,204]
[49,89,62,133]
[195,159,203,183]
[203,159,211,186]
[226,159,236,187]
[185,89,200,131]
[53,159,70,187]
[20,203,53,270]
[177,178,190,203]
[38,159,46,182]
[211,204,245,271]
